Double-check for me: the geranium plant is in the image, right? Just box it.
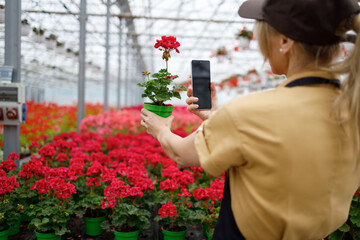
[137,36,186,106]
[236,27,253,40]
[154,166,198,232]
[191,178,224,239]
[211,46,231,62]
[100,178,151,232]
[28,177,76,236]
[0,159,22,232]
[73,160,106,219]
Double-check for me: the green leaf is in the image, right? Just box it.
[328,230,345,240]
[338,222,350,232]
[42,217,50,224]
[174,91,181,99]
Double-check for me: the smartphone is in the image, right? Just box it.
[191,60,211,110]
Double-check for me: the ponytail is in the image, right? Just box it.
[333,14,360,157]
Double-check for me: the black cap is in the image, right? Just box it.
[238,0,360,45]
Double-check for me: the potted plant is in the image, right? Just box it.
[0,5,4,24]
[56,41,65,54]
[45,34,57,50]
[100,178,151,240]
[28,177,76,240]
[137,35,187,117]
[191,179,224,240]
[66,48,74,58]
[73,161,106,237]
[211,46,231,63]
[0,160,21,240]
[17,157,49,224]
[236,27,253,49]
[32,27,45,44]
[154,171,199,240]
[21,19,31,36]
[155,200,196,240]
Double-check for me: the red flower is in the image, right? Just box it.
[55,153,69,162]
[18,159,48,179]
[86,161,104,176]
[0,176,19,195]
[178,188,192,197]
[31,177,76,199]
[0,160,17,173]
[193,187,210,201]
[86,177,100,187]
[29,141,40,149]
[158,201,177,218]
[7,152,19,160]
[39,145,57,158]
[160,179,179,192]
[153,35,180,61]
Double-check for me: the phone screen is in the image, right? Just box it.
[191,60,211,110]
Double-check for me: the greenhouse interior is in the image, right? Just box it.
[0,0,360,239]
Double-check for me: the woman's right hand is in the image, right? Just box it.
[186,81,218,121]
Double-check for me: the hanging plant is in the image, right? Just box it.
[21,19,31,36]
[210,46,231,63]
[66,48,74,58]
[0,4,5,24]
[56,41,65,54]
[32,27,46,43]
[45,34,57,50]
[235,27,254,50]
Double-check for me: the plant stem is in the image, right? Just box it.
[166,60,168,71]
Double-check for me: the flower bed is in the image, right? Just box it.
[0,101,104,156]
[1,103,358,239]
[1,104,219,239]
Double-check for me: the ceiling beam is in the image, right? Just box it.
[23,9,251,24]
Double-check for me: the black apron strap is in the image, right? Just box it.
[212,76,340,240]
[212,173,245,240]
[285,77,341,88]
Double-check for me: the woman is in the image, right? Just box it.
[140,0,360,239]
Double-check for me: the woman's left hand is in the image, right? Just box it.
[140,108,174,139]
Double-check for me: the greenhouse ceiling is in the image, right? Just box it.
[0,0,265,105]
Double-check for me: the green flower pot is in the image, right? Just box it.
[162,228,187,240]
[114,229,140,240]
[34,231,61,240]
[8,218,20,236]
[0,226,9,240]
[143,103,174,118]
[83,214,107,236]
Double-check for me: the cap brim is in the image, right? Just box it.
[238,0,266,20]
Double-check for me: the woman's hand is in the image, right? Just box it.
[186,81,218,121]
[140,108,174,140]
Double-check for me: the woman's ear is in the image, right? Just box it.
[279,34,294,54]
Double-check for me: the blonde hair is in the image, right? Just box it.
[332,15,360,157]
[254,16,360,156]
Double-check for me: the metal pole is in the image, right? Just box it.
[125,39,130,106]
[104,0,111,111]
[116,18,122,111]
[4,0,21,165]
[77,0,87,132]
[133,55,137,105]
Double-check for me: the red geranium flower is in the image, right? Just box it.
[0,175,20,195]
[158,201,177,218]
[0,160,17,173]
[7,152,19,160]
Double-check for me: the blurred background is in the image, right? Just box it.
[0,0,285,107]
